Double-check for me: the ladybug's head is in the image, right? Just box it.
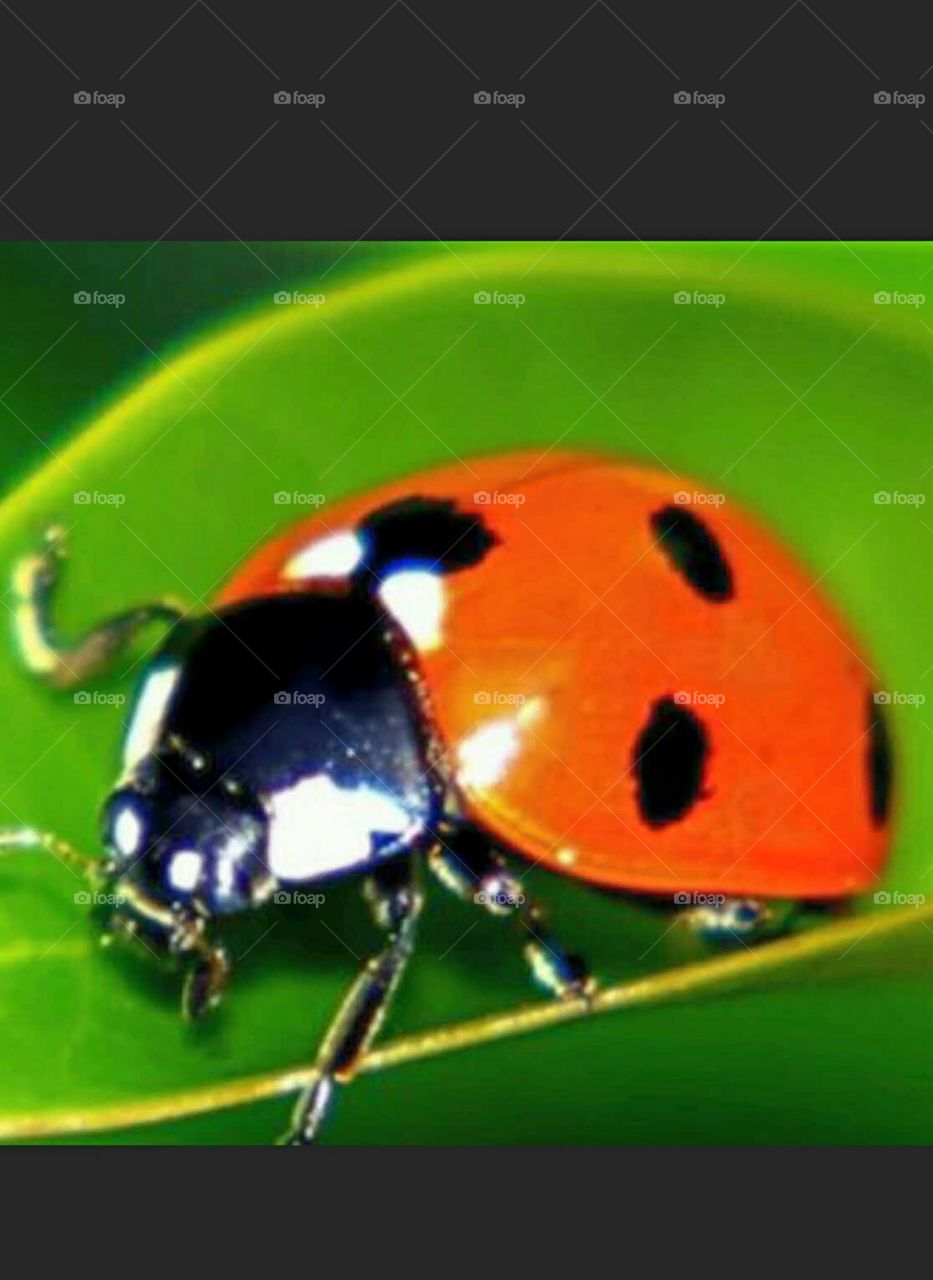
[100,745,273,931]
[0,743,253,1017]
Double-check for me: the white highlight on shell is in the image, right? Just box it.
[456,697,543,790]
[167,848,204,893]
[263,773,421,881]
[378,568,445,650]
[456,718,522,789]
[284,530,364,580]
[112,804,144,858]
[122,664,180,774]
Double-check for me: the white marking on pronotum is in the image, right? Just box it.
[167,848,203,893]
[284,530,365,580]
[263,773,421,881]
[122,664,180,774]
[378,568,445,651]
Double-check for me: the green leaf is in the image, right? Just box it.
[1,244,932,1143]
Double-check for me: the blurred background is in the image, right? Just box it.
[0,241,419,491]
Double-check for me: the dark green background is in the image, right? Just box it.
[0,241,931,1143]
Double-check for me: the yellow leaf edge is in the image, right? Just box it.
[1,900,929,1140]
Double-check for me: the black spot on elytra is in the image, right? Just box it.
[632,697,709,827]
[360,496,497,577]
[867,694,892,827]
[651,505,734,602]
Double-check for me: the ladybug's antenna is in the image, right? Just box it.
[0,827,103,885]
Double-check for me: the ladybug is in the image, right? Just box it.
[5,451,893,1143]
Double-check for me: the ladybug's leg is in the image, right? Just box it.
[280,857,423,1146]
[175,920,232,1020]
[12,526,182,689]
[429,826,594,1001]
[678,896,795,945]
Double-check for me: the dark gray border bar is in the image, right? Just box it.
[1,0,932,238]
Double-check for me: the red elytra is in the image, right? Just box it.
[218,452,892,902]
